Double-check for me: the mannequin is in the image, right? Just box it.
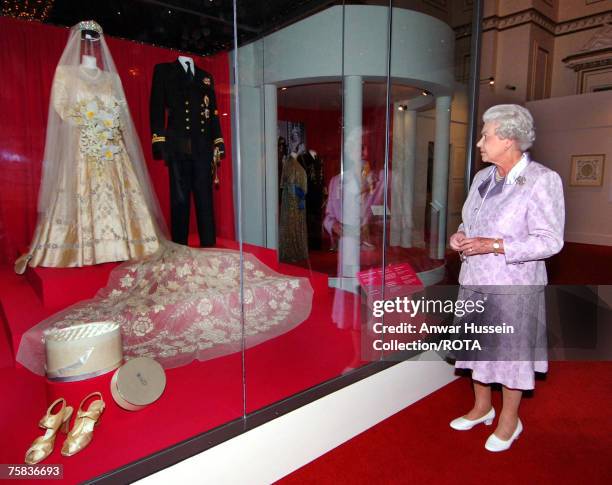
[80,54,98,70]
[80,54,100,79]
[299,148,324,250]
[177,55,194,75]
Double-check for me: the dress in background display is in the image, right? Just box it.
[16,21,313,376]
[299,150,324,251]
[279,155,309,263]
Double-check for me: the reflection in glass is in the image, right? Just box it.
[234,0,474,412]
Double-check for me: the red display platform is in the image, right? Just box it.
[0,305,13,368]
[26,262,119,310]
[0,240,367,484]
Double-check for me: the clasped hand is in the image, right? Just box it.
[449,232,494,256]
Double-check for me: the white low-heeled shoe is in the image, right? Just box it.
[485,419,523,452]
[449,407,495,430]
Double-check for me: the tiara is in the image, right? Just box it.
[77,20,103,35]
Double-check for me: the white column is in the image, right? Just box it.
[390,103,403,247]
[391,105,416,248]
[401,108,417,248]
[263,84,278,249]
[429,95,451,259]
[340,75,363,281]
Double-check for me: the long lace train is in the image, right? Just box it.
[16,242,314,375]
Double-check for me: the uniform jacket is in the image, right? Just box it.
[458,154,565,291]
[149,60,224,161]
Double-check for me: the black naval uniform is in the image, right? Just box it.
[150,59,225,247]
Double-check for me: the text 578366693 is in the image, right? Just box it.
[0,464,63,480]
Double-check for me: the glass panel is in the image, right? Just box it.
[234,0,391,415]
[376,0,475,361]
[0,4,243,481]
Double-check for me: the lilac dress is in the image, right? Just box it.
[454,154,565,390]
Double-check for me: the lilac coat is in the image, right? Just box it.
[323,170,385,246]
[458,157,565,290]
[454,156,564,389]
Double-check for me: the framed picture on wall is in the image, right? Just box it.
[278,120,306,156]
[569,154,605,187]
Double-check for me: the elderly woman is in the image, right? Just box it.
[448,104,564,452]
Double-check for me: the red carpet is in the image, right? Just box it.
[547,242,612,284]
[278,242,612,484]
[280,361,612,485]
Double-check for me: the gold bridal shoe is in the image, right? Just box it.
[25,398,73,464]
[61,392,105,457]
[14,253,32,275]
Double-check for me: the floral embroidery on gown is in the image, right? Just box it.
[19,65,159,270]
[17,242,314,374]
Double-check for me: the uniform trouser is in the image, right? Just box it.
[168,156,216,247]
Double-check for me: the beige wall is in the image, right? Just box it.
[487,0,611,21]
[496,0,557,19]
[550,28,606,97]
[494,24,533,101]
[481,0,611,103]
[526,91,612,246]
[527,24,556,100]
[557,0,612,22]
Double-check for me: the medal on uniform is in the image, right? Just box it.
[205,109,210,119]
[204,95,210,107]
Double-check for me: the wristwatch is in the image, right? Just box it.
[492,239,501,256]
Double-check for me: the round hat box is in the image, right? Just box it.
[45,322,123,382]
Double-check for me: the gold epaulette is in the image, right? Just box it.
[152,134,166,143]
[214,138,224,145]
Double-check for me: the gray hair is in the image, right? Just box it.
[482,104,535,151]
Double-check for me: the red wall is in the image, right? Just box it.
[278,105,391,183]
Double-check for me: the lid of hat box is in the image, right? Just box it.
[112,357,166,409]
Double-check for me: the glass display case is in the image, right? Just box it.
[0,1,480,482]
